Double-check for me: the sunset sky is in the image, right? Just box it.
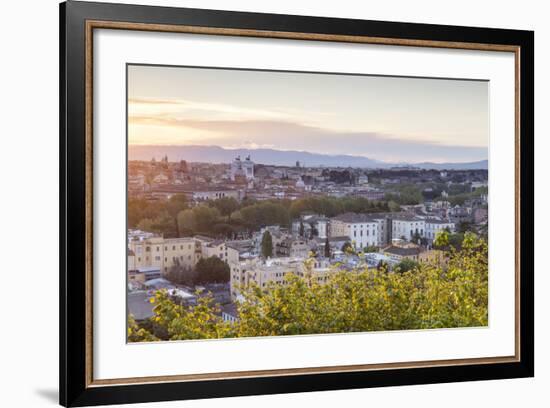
[128,64,489,164]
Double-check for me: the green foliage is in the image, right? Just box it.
[385,185,424,205]
[388,200,402,212]
[208,197,239,221]
[341,241,354,254]
[131,195,393,239]
[363,246,379,253]
[127,314,159,342]
[433,230,450,249]
[394,258,419,273]
[136,211,177,237]
[148,290,234,340]
[236,201,290,230]
[165,258,198,286]
[129,195,188,237]
[129,234,488,342]
[289,196,389,219]
[195,256,230,284]
[177,206,221,234]
[261,231,273,258]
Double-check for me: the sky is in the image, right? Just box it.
[128,64,489,164]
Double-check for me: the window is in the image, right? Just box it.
[155,256,160,261]
[156,246,160,252]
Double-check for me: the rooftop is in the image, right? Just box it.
[331,212,379,224]
[383,246,423,256]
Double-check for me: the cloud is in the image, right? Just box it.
[128,114,487,163]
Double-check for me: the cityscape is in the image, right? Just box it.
[126,65,489,342]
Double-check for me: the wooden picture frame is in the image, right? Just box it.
[60,1,534,406]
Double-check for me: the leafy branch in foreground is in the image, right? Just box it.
[128,233,488,342]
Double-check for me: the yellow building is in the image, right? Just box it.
[229,257,332,300]
[128,236,200,274]
[128,233,240,278]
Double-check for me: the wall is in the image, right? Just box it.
[0,0,546,407]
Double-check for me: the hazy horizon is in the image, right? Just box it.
[128,64,489,163]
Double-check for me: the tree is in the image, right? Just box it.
[166,258,197,286]
[363,246,378,253]
[194,256,230,284]
[127,315,159,342]
[209,197,239,222]
[177,205,221,235]
[394,258,419,273]
[324,237,331,258]
[434,230,450,249]
[341,241,355,255]
[238,202,290,230]
[261,231,273,258]
[458,221,475,234]
[129,234,488,342]
[137,211,177,237]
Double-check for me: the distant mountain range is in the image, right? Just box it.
[128,145,488,170]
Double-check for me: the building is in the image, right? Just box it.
[196,237,240,265]
[127,231,238,277]
[371,216,392,246]
[276,237,311,258]
[330,213,379,249]
[191,187,240,202]
[221,303,239,324]
[391,215,426,242]
[291,213,329,239]
[128,235,200,275]
[314,235,350,255]
[449,205,473,224]
[382,245,423,263]
[473,208,488,224]
[229,257,332,300]
[128,266,162,284]
[230,155,255,181]
[425,219,455,243]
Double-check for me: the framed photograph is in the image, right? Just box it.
[60,1,534,406]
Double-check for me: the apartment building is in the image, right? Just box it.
[128,231,239,276]
[391,215,426,242]
[425,219,455,243]
[229,257,332,300]
[330,213,379,249]
[128,236,200,274]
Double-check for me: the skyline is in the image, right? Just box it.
[128,64,489,164]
